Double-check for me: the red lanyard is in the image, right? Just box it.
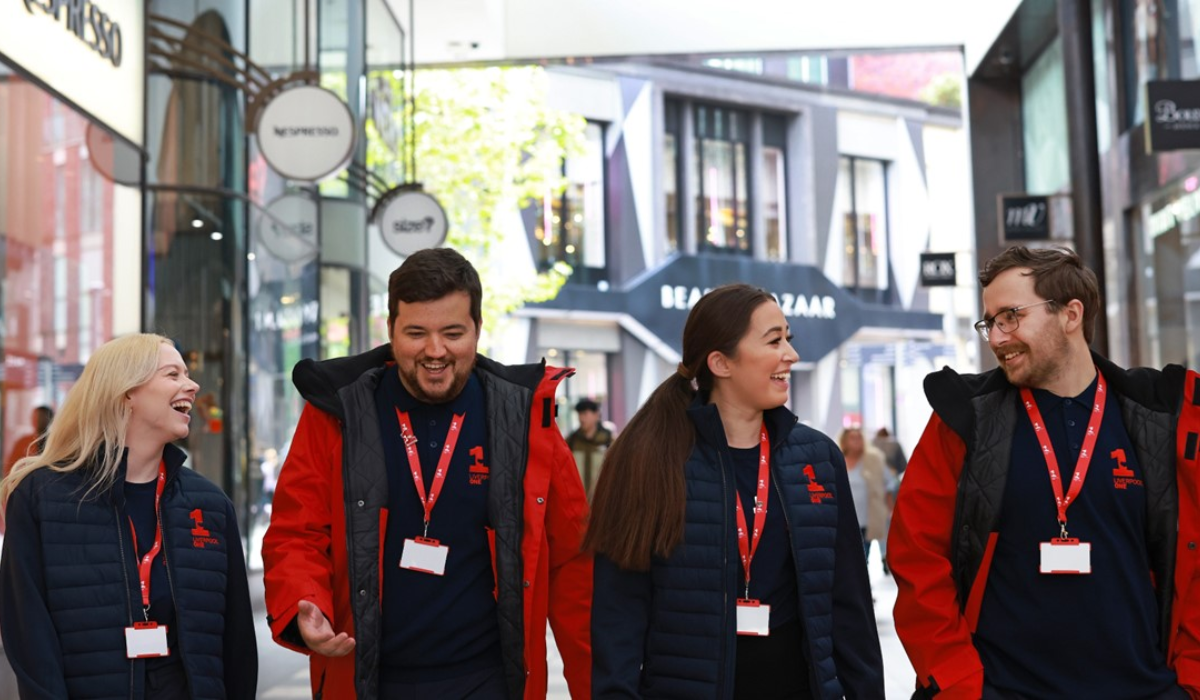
[127,461,167,618]
[395,409,465,537]
[734,424,771,599]
[1019,371,1107,538]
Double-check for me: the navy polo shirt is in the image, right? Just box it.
[375,369,502,682]
[974,375,1182,698]
[729,445,798,628]
[123,479,178,667]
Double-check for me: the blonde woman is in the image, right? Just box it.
[838,427,891,567]
[0,334,257,699]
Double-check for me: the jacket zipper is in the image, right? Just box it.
[771,468,821,699]
[115,506,136,700]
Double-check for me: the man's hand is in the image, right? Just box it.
[297,599,356,657]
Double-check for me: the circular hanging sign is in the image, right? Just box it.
[256,85,355,181]
[254,193,319,262]
[377,189,449,256]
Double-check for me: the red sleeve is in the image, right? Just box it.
[261,403,340,654]
[545,433,594,700]
[888,413,984,699]
[1171,370,1200,698]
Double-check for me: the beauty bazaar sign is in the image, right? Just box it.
[1,0,144,147]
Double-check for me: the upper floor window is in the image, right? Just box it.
[837,156,890,302]
[763,114,788,261]
[664,100,682,254]
[535,121,607,283]
[1122,0,1177,127]
[695,104,750,254]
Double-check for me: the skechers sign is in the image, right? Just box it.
[1,0,143,146]
[1146,80,1200,152]
[23,0,122,66]
[374,188,449,256]
[255,85,355,181]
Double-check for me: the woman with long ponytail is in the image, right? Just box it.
[586,284,883,699]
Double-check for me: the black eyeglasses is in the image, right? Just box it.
[973,299,1056,340]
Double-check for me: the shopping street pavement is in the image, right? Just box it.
[250,544,916,699]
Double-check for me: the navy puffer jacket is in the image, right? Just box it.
[0,443,257,699]
[592,401,884,699]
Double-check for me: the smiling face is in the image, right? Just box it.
[125,344,200,447]
[389,290,480,404]
[982,267,1071,389]
[709,300,799,414]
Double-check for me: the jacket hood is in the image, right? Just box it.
[292,344,556,421]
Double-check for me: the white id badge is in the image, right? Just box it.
[1039,538,1091,574]
[125,622,170,658]
[735,599,771,636]
[400,537,450,576]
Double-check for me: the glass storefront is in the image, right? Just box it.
[1134,183,1200,369]
[0,67,127,472]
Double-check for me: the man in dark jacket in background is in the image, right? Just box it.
[262,247,593,700]
[889,246,1200,699]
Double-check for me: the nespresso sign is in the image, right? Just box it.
[256,85,356,181]
[24,0,123,66]
[0,0,143,146]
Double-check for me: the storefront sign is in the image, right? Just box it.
[254,193,319,262]
[999,194,1050,241]
[1146,80,1200,152]
[1148,173,1200,238]
[376,189,449,256]
[919,252,957,286]
[0,0,143,146]
[256,85,356,181]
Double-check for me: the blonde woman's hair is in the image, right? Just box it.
[2,334,174,507]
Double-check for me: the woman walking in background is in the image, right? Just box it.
[0,333,257,699]
[587,284,883,699]
[839,427,892,574]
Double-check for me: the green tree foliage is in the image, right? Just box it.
[919,72,963,110]
[366,67,587,341]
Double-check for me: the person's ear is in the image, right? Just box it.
[1062,299,1085,335]
[707,350,733,378]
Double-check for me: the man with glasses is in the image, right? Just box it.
[889,246,1200,699]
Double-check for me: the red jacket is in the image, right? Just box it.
[262,348,592,699]
[889,363,1200,699]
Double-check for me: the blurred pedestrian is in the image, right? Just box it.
[871,427,907,475]
[0,333,257,699]
[4,405,54,477]
[588,283,884,699]
[839,427,891,573]
[566,397,613,496]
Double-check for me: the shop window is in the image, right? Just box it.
[763,114,788,261]
[695,104,750,254]
[664,100,682,254]
[1,78,117,471]
[1021,38,1070,194]
[1122,0,1177,127]
[837,156,890,303]
[534,121,607,284]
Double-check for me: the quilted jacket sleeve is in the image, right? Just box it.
[0,485,70,699]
